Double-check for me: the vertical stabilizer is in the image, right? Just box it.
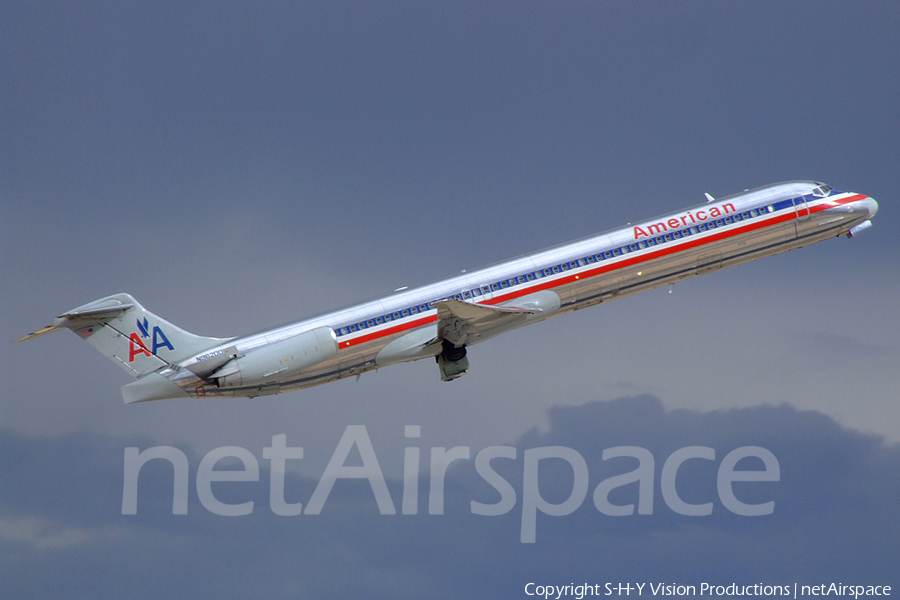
[17,293,230,378]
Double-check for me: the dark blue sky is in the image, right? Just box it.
[3,2,899,597]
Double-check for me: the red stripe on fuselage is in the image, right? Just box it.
[338,194,864,349]
[339,314,438,348]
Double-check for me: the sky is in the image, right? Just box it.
[2,2,899,598]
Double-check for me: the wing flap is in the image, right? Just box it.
[436,299,539,347]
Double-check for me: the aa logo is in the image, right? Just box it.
[129,317,174,362]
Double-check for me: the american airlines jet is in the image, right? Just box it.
[18,181,878,403]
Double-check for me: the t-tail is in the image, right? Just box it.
[15,292,228,383]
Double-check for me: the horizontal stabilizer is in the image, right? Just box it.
[14,325,65,343]
[15,298,134,342]
[52,303,135,328]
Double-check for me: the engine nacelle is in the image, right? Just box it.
[211,326,336,388]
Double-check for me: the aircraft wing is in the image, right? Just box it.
[436,298,540,347]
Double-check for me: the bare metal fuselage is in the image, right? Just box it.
[17,181,879,402]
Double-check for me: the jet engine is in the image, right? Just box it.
[437,339,468,382]
[210,326,336,388]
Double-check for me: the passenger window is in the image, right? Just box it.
[492,283,500,291]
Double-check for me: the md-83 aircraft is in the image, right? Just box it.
[17,181,878,403]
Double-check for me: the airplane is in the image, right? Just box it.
[17,181,878,403]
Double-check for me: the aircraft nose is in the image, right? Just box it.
[865,196,879,218]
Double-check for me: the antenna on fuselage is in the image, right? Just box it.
[704,193,715,203]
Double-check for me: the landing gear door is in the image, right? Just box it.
[793,196,810,220]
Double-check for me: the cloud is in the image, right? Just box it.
[3,396,898,599]
[791,330,898,361]
[3,1,900,597]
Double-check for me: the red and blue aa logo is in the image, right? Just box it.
[128,317,174,362]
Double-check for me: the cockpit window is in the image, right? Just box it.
[811,185,832,197]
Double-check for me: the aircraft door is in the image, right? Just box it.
[792,196,810,220]
[477,284,494,303]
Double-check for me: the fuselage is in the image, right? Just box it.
[159,181,877,399]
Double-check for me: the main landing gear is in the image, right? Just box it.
[437,339,468,382]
